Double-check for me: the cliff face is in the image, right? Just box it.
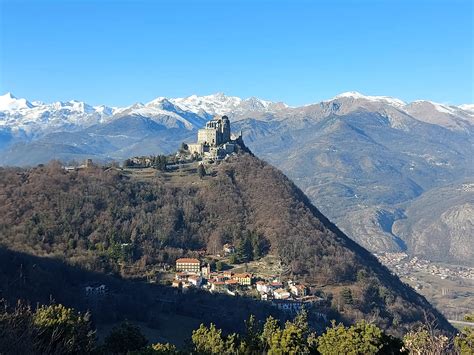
[0,152,454,334]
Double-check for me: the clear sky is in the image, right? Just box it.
[0,0,472,106]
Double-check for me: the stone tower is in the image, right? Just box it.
[220,115,231,143]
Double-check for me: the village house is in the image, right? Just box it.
[225,279,239,286]
[273,288,291,300]
[175,272,189,281]
[172,280,182,288]
[223,270,234,279]
[256,281,277,294]
[175,258,200,273]
[256,281,267,293]
[201,264,211,277]
[289,283,308,297]
[233,273,252,286]
[209,280,227,293]
[210,273,227,283]
[223,243,236,255]
[187,275,203,287]
[270,281,283,289]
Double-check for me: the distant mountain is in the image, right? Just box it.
[0,91,472,266]
[393,181,474,265]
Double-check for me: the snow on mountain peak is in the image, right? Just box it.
[459,104,474,114]
[170,93,243,115]
[0,92,34,111]
[332,91,406,107]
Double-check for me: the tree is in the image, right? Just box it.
[129,342,178,354]
[317,320,399,355]
[216,260,224,271]
[402,326,449,355]
[237,234,253,263]
[191,323,226,354]
[261,316,281,352]
[154,155,168,171]
[103,321,148,354]
[0,301,36,353]
[340,287,354,305]
[197,164,206,179]
[260,310,315,354]
[464,313,474,322]
[242,315,262,353]
[250,231,264,260]
[123,159,134,168]
[454,327,474,355]
[33,304,96,354]
[229,253,238,264]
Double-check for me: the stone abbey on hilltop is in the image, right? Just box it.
[187,115,241,159]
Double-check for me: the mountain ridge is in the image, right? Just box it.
[1,91,472,135]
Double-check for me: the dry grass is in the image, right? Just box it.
[122,162,218,188]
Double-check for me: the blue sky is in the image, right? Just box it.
[0,0,472,106]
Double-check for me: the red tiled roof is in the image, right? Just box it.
[176,258,200,264]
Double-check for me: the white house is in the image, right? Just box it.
[188,275,202,287]
[273,288,291,300]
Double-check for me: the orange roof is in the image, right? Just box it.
[176,258,200,264]
[234,273,252,278]
[225,279,239,284]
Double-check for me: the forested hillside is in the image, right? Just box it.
[0,151,453,335]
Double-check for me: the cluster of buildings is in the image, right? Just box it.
[171,257,323,314]
[375,252,474,281]
[186,115,241,159]
[171,257,252,295]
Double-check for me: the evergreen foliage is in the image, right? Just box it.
[317,320,402,355]
[103,321,148,354]
[0,302,95,354]
[454,327,474,355]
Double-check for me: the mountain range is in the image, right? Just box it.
[1,91,473,266]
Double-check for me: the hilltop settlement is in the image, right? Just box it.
[116,116,326,315]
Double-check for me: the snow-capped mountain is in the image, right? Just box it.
[1,91,472,137]
[0,93,117,136]
[330,91,407,108]
[0,92,34,111]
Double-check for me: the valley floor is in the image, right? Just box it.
[376,252,474,321]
